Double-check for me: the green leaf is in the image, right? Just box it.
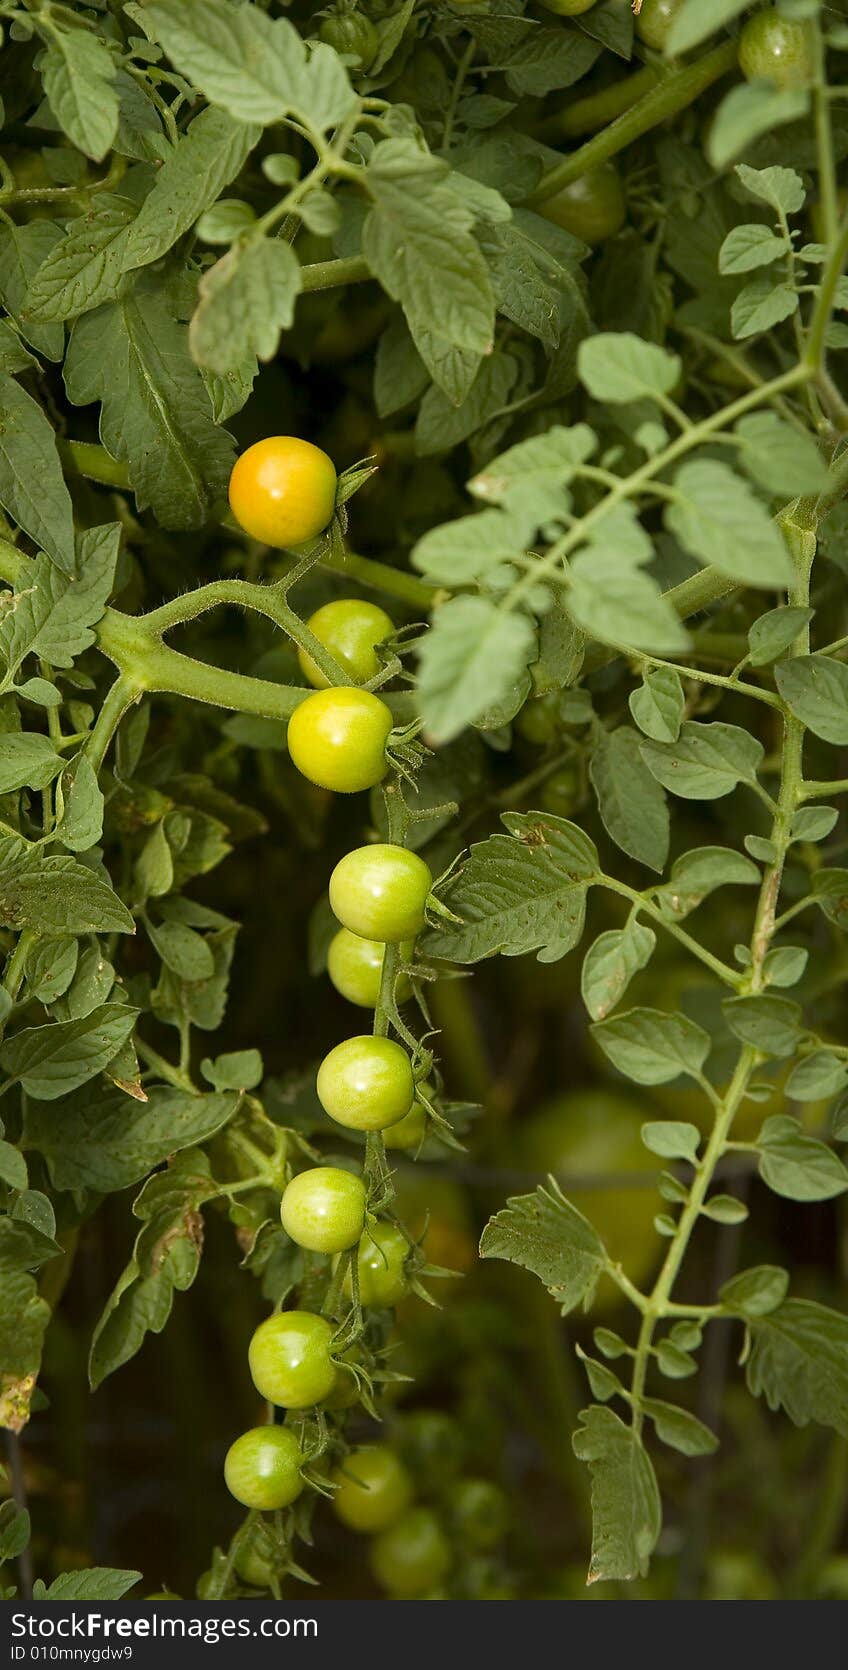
[64,277,235,531]
[0,1003,139,1101]
[40,1569,141,1600]
[504,28,600,97]
[577,332,681,403]
[666,461,793,587]
[747,605,814,664]
[147,919,215,983]
[667,0,754,54]
[763,944,808,987]
[581,923,656,1021]
[415,353,519,457]
[0,836,133,936]
[746,1299,848,1436]
[629,667,684,743]
[0,1139,27,1192]
[640,720,764,799]
[790,807,836,844]
[200,1048,263,1092]
[24,937,78,1005]
[723,993,802,1057]
[720,1265,790,1317]
[655,845,760,920]
[589,725,669,872]
[812,869,848,929]
[731,273,799,340]
[89,1150,218,1387]
[568,555,690,656]
[363,141,495,390]
[785,1051,848,1102]
[774,654,848,744]
[58,754,104,853]
[572,1406,661,1583]
[0,1219,56,1392]
[719,224,790,275]
[0,733,62,794]
[470,425,596,513]
[757,1116,848,1202]
[425,810,597,965]
[190,236,302,377]
[0,222,65,362]
[708,83,809,172]
[735,162,806,217]
[24,1085,238,1193]
[40,28,119,161]
[24,196,137,321]
[701,1193,749,1224]
[122,107,260,275]
[0,374,75,572]
[416,595,536,743]
[736,418,826,502]
[0,527,119,680]
[145,0,356,128]
[641,1122,701,1162]
[413,507,531,586]
[480,1180,606,1315]
[592,1007,711,1086]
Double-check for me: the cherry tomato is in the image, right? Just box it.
[370,1507,451,1598]
[280,1166,366,1253]
[354,1220,411,1306]
[520,1090,660,1309]
[538,163,626,244]
[248,1311,337,1408]
[515,692,560,746]
[297,599,394,689]
[318,12,379,68]
[539,762,582,817]
[234,1529,276,1590]
[317,1035,414,1131]
[332,1445,413,1532]
[327,928,413,1009]
[738,8,814,90]
[539,0,597,12]
[287,688,392,793]
[635,0,685,50]
[383,1100,427,1152]
[329,844,432,942]
[447,1478,509,1551]
[399,1411,464,1485]
[228,437,337,548]
[223,1425,304,1510]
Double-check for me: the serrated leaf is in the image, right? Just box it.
[41,1569,141,1600]
[578,332,681,403]
[569,554,690,656]
[667,0,754,54]
[746,1299,848,1436]
[734,416,827,497]
[629,667,684,743]
[417,595,536,743]
[0,1003,139,1101]
[23,1085,238,1193]
[735,162,806,217]
[572,1406,661,1583]
[708,83,809,172]
[719,223,790,275]
[0,835,133,936]
[666,461,792,587]
[425,810,597,965]
[581,923,656,1021]
[122,106,260,274]
[40,29,119,161]
[0,374,75,572]
[731,273,799,340]
[190,236,301,376]
[480,1181,606,1314]
[0,733,62,794]
[25,196,137,321]
[592,1007,711,1085]
[0,527,119,682]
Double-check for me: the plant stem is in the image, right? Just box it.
[322,547,440,611]
[534,64,661,143]
[527,40,738,206]
[299,254,371,293]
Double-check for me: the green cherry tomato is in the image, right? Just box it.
[327,928,413,1009]
[538,163,626,245]
[354,1221,411,1307]
[370,1507,451,1599]
[224,1426,304,1511]
[287,688,393,794]
[332,1445,414,1532]
[399,1411,464,1484]
[515,691,560,746]
[234,1528,276,1590]
[248,1311,337,1408]
[738,8,814,90]
[318,12,380,68]
[539,762,582,817]
[329,844,432,942]
[635,0,684,50]
[228,437,337,548]
[383,1099,427,1152]
[448,1479,509,1551]
[297,599,394,689]
[539,0,596,12]
[316,1035,414,1132]
[280,1166,366,1253]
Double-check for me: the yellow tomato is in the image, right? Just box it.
[228,436,337,547]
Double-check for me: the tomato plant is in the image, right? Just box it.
[0,0,847,1615]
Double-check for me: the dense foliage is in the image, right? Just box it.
[1,0,847,1603]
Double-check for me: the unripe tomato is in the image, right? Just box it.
[319,12,379,68]
[297,599,394,689]
[327,928,413,1009]
[520,1090,661,1308]
[248,1311,337,1408]
[329,844,432,942]
[399,1411,464,1484]
[228,437,337,547]
[370,1506,450,1598]
[354,1221,411,1306]
[539,762,582,817]
[316,1035,414,1132]
[280,1166,366,1253]
[235,1529,275,1589]
[447,1478,509,1551]
[539,0,597,11]
[383,1099,427,1152]
[287,688,392,793]
[331,1445,413,1532]
[738,8,813,90]
[515,692,560,746]
[224,1425,304,1510]
[635,0,685,50]
[538,163,626,244]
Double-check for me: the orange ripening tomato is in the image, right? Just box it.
[228,436,337,547]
